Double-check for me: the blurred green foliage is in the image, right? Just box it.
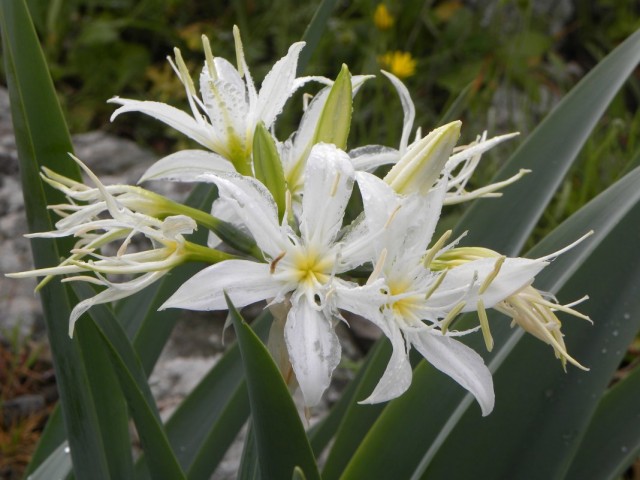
[2,0,639,239]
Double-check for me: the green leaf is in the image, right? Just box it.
[456,27,640,255]
[313,64,352,150]
[565,364,640,480]
[226,294,320,480]
[134,312,272,480]
[73,283,187,480]
[297,0,339,75]
[253,122,287,220]
[28,441,72,480]
[1,1,123,477]
[418,195,640,479]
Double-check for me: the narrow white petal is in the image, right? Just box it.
[381,70,415,155]
[214,176,285,257]
[138,150,235,183]
[109,98,216,151]
[257,42,305,128]
[349,145,399,171]
[446,132,520,172]
[206,196,250,249]
[407,330,495,416]
[301,144,355,246]
[430,257,547,310]
[359,319,412,404]
[160,260,282,311]
[285,295,341,406]
[69,271,166,336]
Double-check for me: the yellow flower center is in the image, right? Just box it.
[290,246,333,287]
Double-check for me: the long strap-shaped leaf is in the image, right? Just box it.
[73,284,187,480]
[565,363,640,480]
[1,2,135,478]
[456,27,640,256]
[418,195,640,479]
[227,294,321,480]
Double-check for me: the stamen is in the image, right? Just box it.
[330,173,341,197]
[476,299,494,351]
[232,25,245,77]
[441,300,466,334]
[270,251,287,274]
[423,229,452,268]
[537,230,594,262]
[384,205,402,229]
[367,248,387,285]
[424,270,447,300]
[479,255,506,295]
[202,35,218,80]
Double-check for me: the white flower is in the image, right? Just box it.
[354,172,553,415]
[161,143,381,406]
[6,156,230,336]
[109,26,312,176]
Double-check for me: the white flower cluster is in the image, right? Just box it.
[9,27,591,415]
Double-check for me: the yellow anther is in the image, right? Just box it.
[441,300,466,334]
[479,255,506,295]
[476,299,494,351]
[423,229,452,268]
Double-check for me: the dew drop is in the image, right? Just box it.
[612,330,619,337]
[64,446,70,454]
[624,313,631,320]
[601,348,608,354]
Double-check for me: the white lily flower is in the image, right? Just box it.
[109,26,312,176]
[355,171,494,414]
[161,143,382,406]
[349,70,525,201]
[7,157,233,336]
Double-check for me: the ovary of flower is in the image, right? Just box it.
[378,51,416,79]
[109,26,308,176]
[430,235,594,370]
[160,144,382,406]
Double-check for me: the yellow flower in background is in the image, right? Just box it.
[373,3,394,30]
[379,51,416,79]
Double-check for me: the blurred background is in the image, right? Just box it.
[1,0,640,477]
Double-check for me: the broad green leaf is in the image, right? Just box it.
[253,122,287,220]
[341,161,640,479]
[319,341,390,480]
[314,64,353,150]
[28,441,72,480]
[297,0,339,75]
[226,294,320,480]
[1,1,122,477]
[565,364,640,480]
[73,283,187,480]
[456,27,640,256]
[134,312,272,480]
[419,197,640,479]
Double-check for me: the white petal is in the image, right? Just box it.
[160,260,282,311]
[300,144,355,246]
[199,73,248,145]
[257,42,305,128]
[109,98,216,151]
[407,330,495,416]
[285,295,341,406]
[430,257,547,311]
[70,271,166,336]
[349,145,399,171]
[138,150,235,183]
[359,318,412,404]
[381,70,415,155]
[206,196,250,248]
[214,176,285,257]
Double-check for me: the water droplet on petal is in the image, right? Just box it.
[64,446,70,454]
